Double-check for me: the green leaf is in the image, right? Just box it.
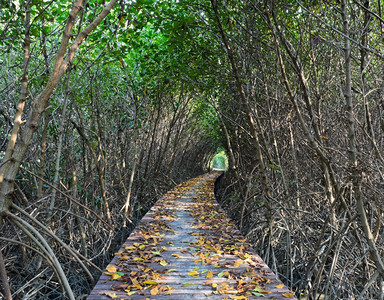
[252,292,266,297]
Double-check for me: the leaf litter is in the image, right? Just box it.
[91,172,296,299]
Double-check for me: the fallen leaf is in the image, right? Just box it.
[172,253,181,258]
[182,282,198,287]
[234,260,242,268]
[252,292,265,297]
[143,280,159,285]
[107,293,117,298]
[106,265,117,273]
[166,269,177,274]
[188,270,199,277]
[131,278,142,290]
[276,284,284,289]
[111,272,124,280]
[282,292,295,298]
[150,286,159,295]
[133,257,144,262]
[126,291,136,296]
[229,296,248,299]
[119,254,130,261]
[206,270,213,278]
[159,259,168,266]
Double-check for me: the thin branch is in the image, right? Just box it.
[19,166,113,230]
[0,236,45,257]
[12,203,102,274]
[8,213,75,300]
[295,0,384,59]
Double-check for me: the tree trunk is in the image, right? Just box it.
[0,0,117,217]
[341,0,384,280]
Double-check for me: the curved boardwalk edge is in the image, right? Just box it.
[88,171,296,299]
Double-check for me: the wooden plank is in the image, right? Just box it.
[88,172,296,299]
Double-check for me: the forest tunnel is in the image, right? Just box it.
[210,149,228,170]
[1,0,384,299]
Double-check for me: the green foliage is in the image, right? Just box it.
[211,150,228,170]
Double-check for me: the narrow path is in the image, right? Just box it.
[88,172,296,299]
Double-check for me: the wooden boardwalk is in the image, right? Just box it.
[88,172,296,299]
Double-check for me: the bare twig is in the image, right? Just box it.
[19,166,113,230]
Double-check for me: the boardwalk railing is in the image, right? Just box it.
[88,172,296,299]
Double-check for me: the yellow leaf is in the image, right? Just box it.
[234,260,242,268]
[206,270,213,278]
[229,296,247,299]
[106,265,117,273]
[172,253,181,258]
[150,286,159,295]
[282,292,295,298]
[166,269,177,274]
[111,273,123,280]
[107,293,117,298]
[276,284,284,289]
[125,246,136,252]
[143,280,159,285]
[133,257,144,262]
[188,271,199,277]
[159,259,168,266]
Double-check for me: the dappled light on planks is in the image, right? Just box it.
[88,172,296,299]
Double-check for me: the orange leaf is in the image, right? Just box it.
[282,292,295,298]
[131,278,142,290]
[119,254,130,261]
[276,284,284,289]
[150,286,159,295]
[106,265,117,273]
